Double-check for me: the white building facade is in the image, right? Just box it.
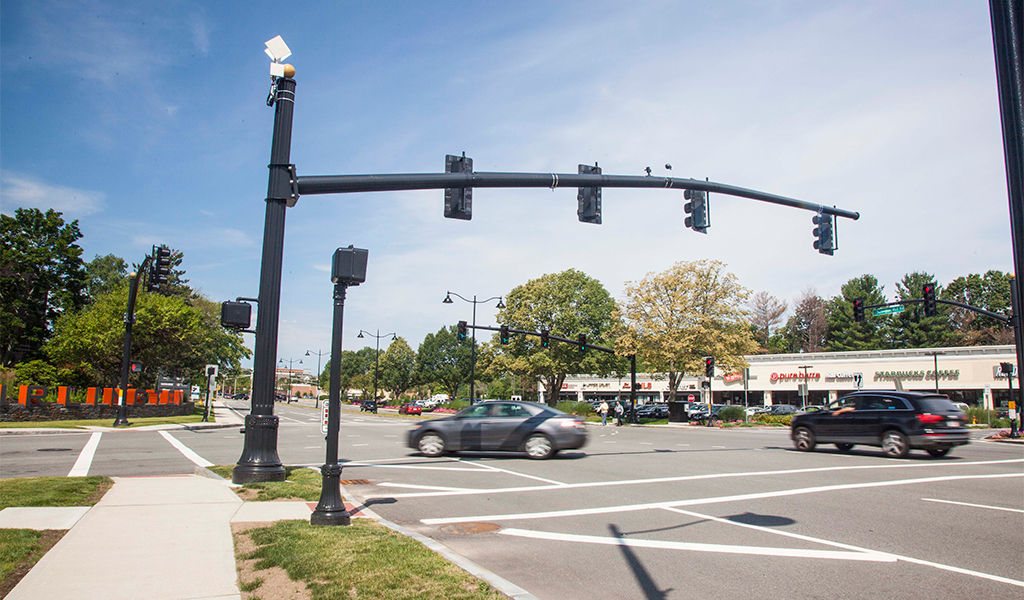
[542,345,1019,410]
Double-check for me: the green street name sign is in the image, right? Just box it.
[873,305,905,316]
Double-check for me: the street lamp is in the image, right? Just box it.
[357,330,395,404]
[443,291,505,402]
[798,365,813,410]
[306,349,328,408]
[277,357,302,402]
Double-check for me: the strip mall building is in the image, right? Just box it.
[542,345,1019,410]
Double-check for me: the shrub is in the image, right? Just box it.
[752,414,793,426]
[442,400,470,411]
[556,401,594,416]
[718,406,745,421]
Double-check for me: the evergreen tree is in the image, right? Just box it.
[826,275,888,351]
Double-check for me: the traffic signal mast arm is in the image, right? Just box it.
[296,171,860,221]
[861,299,1011,323]
[465,323,617,354]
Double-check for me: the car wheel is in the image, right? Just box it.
[793,427,816,451]
[927,448,950,458]
[524,434,555,460]
[881,431,910,458]
[835,443,854,452]
[417,432,445,457]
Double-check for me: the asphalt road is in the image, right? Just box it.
[2,399,1022,600]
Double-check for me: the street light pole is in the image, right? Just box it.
[306,349,328,408]
[798,365,812,410]
[443,291,504,402]
[357,330,395,404]
[277,357,302,402]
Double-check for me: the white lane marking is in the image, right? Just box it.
[385,458,1024,500]
[277,415,305,423]
[379,482,476,492]
[664,507,1024,588]
[420,472,1024,525]
[304,446,319,449]
[158,431,212,467]
[353,444,368,447]
[498,528,893,562]
[455,459,566,486]
[68,432,102,477]
[639,442,653,445]
[922,498,1024,514]
[677,444,690,446]
[712,445,727,449]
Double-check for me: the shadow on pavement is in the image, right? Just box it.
[609,523,672,600]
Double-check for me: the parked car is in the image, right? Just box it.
[399,403,422,415]
[408,400,587,460]
[769,404,798,415]
[636,404,669,419]
[231,392,249,400]
[790,391,969,458]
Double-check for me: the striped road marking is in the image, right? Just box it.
[68,432,102,477]
[158,431,212,467]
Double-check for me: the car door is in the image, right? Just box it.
[864,395,912,441]
[817,396,859,442]
[851,395,896,443]
[454,403,495,450]
[483,402,536,450]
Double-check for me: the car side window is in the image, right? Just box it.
[461,404,494,418]
[496,404,528,418]
[879,396,911,410]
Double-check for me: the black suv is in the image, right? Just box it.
[790,391,969,458]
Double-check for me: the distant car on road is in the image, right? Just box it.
[360,399,378,413]
[232,392,249,400]
[398,403,422,415]
[408,400,587,460]
[791,391,969,458]
[768,404,798,415]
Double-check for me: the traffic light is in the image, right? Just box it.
[577,163,602,224]
[812,212,834,255]
[540,329,550,348]
[457,320,467,341]
[500,325,510,344]
[444,153,473,220]
[148,245,171,291]
[577,333,587,351]
[683,189,709,233]
[922,284,937,317]
[853,298,865,322]
[704,356,715,378]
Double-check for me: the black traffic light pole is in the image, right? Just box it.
[114,254,152,427]
[990,0,1024,412]
[859,298,1012,324]
[465,323,639,422]
[236,67,859,483]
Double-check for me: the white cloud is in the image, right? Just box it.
[1,172,105,217]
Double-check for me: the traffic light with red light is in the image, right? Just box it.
[922,284,937,317]
[704,356,715,378]
[853,298,865,322]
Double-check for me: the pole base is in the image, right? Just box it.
[232,414,287,483]
[112,418,130,427]
[310,509,351,527]
[311,463,351,526]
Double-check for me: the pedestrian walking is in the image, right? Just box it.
[599,400,609,426]
[615,401,624,426]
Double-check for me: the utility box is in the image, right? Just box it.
[332,246,368,285]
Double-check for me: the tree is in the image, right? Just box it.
[890,272,959,348]
[84,254,128,301]
[749,291,788,350]
[826,275,888,351]
[943,270,1014,345]
[614,260,758,402]
[784,288,829,353]
[492,269,620,406]
[319,347,377,396]
[416,326,473,402]
[379,336,417,401]
[45,282,249,389]
[1,208,88,366]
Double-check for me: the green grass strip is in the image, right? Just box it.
[0,476,112,511]
[240,519,506,600]
[0,414,212,429]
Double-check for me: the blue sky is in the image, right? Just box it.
[1,1,1014,374]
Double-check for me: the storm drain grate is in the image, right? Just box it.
[37,448,72,452]
[439,522,501,535]
[339,479,371,485]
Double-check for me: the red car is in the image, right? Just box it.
[399,404,422,415]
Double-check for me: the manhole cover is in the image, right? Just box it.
[37,448,72,452]
[339,479,371,485]
[438,522,501,535]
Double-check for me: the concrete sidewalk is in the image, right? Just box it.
[3,474,318,600]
